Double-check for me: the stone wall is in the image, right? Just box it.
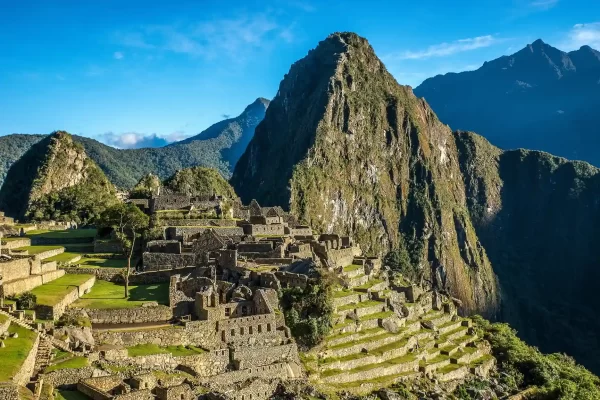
[34,247,65,260]
[63,266,200,285]
[1,238,30,250]
[44,367,106,389]
[237,242,273,253]
[41,269,66,284]
[232,343,298,370]
[242,224,285,236]
[0,317,10,335]
[0,384,19,400]
[208,362,291,385]
[327,247,357,268]
[1,274,42,297]
[94,322,219,350]
[155,219,237,227]
[12,332,39,386]
[166,227,244,241]
[94,240,123,253]
[85,305,172,324]
[146,240,181,254]
[142,252,197,271]
[77,380,113,400]
[114,389,154,400]
[0,256,37,282]
[41,261,57,273]
[105,349,229,378]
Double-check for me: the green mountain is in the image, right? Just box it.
[232,32,500,318]
[163,166,237,199]
[0,97,269,188]
[0,131,117,223]
[232,32,600,373]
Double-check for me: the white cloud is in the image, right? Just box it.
[529,0,559,10]
[97,131,190,149]
[116,12,294,61]
[113,51,124,60]
[560,22,600,50]
[387,35,497,60]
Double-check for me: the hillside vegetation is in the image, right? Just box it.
[0,131,117,223]
[0,97,268,189]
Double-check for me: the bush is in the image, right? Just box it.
[14,291,36,309]
[472,316,600,399]
[280,273,334,348]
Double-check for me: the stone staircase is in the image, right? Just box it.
[0,309,81,357]
[304,265,493,394]
[32,337,52,379]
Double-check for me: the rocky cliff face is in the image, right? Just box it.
[232,32,499,317]
[455,131,600,373]
[0,131,116,222]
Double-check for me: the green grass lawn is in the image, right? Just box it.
[44,356,88,373]
[343,264,363,273]
[26,229,97,239]
[127,343,206,357]
[30,274,95,306]
[45,252,82,263]
[71,280,169,309]
[54,390,90,400]
[13,245,64,255]
[0,324,38,381]
[75,257,127,269]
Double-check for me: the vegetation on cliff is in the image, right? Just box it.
[455,130,600,375]
[472,316,600,399]
[164,166,237,199]
[0,131,117,223]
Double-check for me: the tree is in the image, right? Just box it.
[99,203,149,298]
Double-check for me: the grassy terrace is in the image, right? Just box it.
[333,289,358,298]
[360,310,394,321]
[44,356,88,373]
[337,300,383,312]
[30,274,95,306]
[54,390,90,400]
[336,370,417,389]
[0,324,38,381]
[354,279,384,290]
[127,344,206,357]
[438,363,465,374]
[13,245,64,255]
[329,331,396,350]
[71,280,169,309]
[75,257,127,268]
[342,264,362,273]
[321,353,416,377]
[25,229,97,239]
[45,252,82,263]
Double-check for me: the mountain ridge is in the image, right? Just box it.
[0,97,269,188]
[414,39,600,165]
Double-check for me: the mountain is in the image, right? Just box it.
[0,97,269,188]
[163,166,237,198]
[0,131,117,223]
[232,32,500,318]
[414,39,600,165]
[231,32,600,373]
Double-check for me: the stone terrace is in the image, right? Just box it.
[303,262,495,394]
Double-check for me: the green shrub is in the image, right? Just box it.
[14,292,36,310]
[472,316,600,399]
[280,273,334,348]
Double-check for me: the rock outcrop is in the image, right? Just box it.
[231,32,499,317]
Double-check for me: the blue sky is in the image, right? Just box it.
[1,0,599,148]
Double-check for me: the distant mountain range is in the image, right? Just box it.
[414,39,600,166]
[0,97,269,188]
